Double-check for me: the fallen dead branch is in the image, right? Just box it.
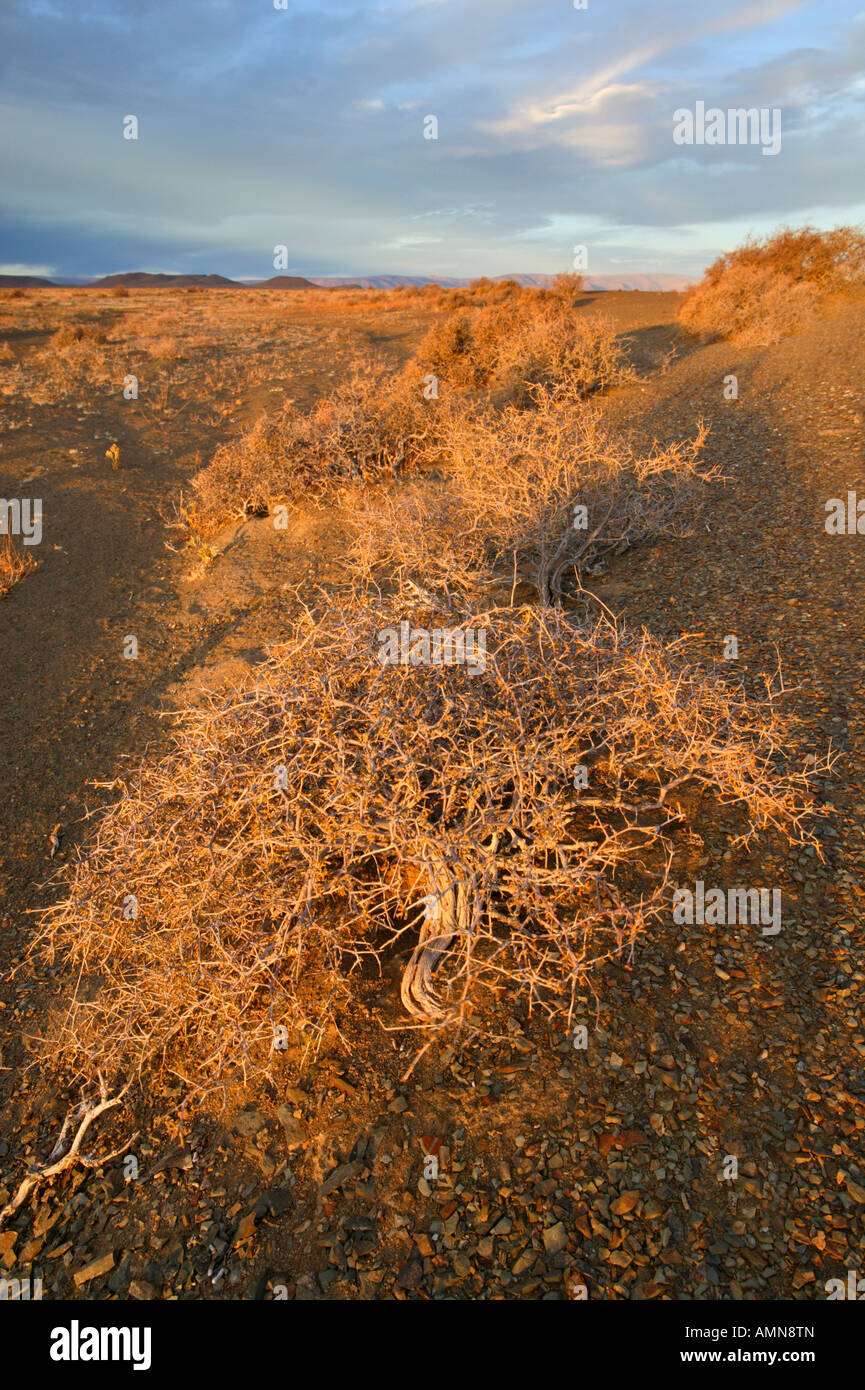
[0,1077,135,1230]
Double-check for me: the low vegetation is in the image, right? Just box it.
[678,224,865,345]
[0,533,37,598]
[15,233,838,1118]
[188,359,436,528]
[188,277,633,531]
[351,391,713,604]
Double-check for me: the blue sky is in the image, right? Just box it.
[1,0,863,280]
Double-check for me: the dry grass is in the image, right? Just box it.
[678,224,865,345]
[34,599,825,1100]
[0,285,423,414]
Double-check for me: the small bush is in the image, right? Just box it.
[49,321,108,350]
[147,335,182,361]
[546,271,587,302]
[49,322,86,349]
[0,533,37,598]
[420,311,486,390]
[190,359,437,530]
[352,391,713,603]
[418,295,629,403]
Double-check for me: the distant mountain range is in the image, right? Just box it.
[0,270,695,292]
[307,273,695,292]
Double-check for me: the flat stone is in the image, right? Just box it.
[320,1161,361,1196]
[396,1256,423,1289]
[73,1252,115,1288]
[543,1222,568,1256]
[128,1279,157,1300]
[275,1106,308,1148]
[234,1109,269,1138]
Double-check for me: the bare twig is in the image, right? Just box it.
[0,1079,135,1230]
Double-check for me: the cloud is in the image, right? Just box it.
[0,0,862,278]
[0,261,55,276]
[484,0,810,129]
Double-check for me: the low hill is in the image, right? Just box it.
[89,272,243,289]
[0,274,58,287]
[252,275,319,290]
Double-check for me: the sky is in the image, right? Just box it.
[0,0,864,281]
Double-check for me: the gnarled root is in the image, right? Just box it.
[400,859,473,1021]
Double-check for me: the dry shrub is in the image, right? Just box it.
[679,263,821,346]
[703,225,865,293]
[147,335,182,361]
[352,390,714,603]
[419,311,484,389]
[49,322,88,349]
[35,600,823,1097]
[679,224,865,344]
[547,271,587,300]
[418,294,629,403]
[7,318,117,403]
[0,533,37,597]
[190,359,438,530]
[493,310,631,404]
[463,276,527,307]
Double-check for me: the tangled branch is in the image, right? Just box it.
[33,601,826,1099]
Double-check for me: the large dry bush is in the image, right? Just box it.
[35,600,822,1099]
[352,389,713,604]
[678,224,865,345]
[189,358,438,530]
